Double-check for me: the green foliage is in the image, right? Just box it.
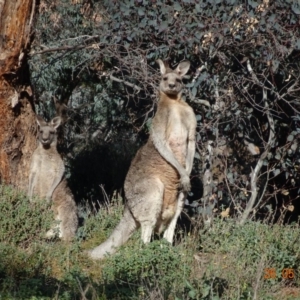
[77,197,124,242]
[0,187,299,299]
[0,186,52,299]
[0,185,53,246]
[102,239,191,298]
[201,219,300,276]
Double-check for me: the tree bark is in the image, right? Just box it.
[0,0,36,191]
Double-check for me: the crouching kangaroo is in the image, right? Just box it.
[88,59,197,259]
[28,115,78,241]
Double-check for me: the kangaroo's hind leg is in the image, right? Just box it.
[163,191,186,243]
[128,177,164,244]
[56,199,78,242]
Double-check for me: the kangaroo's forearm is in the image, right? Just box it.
[152,134,187,176]
[185,139,196,174]
[47,171,64,199]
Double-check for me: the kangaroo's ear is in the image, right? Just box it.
[175,60,190,77]
[50,116,62,130]
[36,115,47,127]
[156,59,167,75]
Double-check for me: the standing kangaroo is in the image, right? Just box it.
[88,60,196,259]
[28,116,78,241]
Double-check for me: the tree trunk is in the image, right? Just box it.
[0,0,36,191]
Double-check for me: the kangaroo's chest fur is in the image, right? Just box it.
[31,145,65,199]
[159,97,193,164]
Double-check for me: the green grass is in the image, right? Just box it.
[0,185,299,299]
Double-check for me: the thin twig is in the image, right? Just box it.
[192,99,211,107]
[251,165,270,219]
[239,86,275,225]
[192,64,206,83]
[198,138,215,226]
[109,73,141,92]
[223,157,243,216]
[29,36,99,55]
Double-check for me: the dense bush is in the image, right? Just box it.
[0,185,53,246]
[29,1,300,220]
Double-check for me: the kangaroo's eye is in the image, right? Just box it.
[163,77,168,81]
[176,78,181,83]
[39,130,43,134]
[50,131,55,134]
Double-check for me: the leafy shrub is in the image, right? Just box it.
[0,185,53,246]
[198,217,300,298]
[0,185,55,299]
[102,239,192,299]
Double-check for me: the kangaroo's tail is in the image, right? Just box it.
[87,206,137,259]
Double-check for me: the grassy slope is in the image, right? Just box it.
[0,185,299,300]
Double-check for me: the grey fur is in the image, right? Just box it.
[28,115,78,241]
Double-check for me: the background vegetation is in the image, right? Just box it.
[2,0,300,298]
[28,0,300,223]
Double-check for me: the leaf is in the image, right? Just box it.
[174,3,182,11]
[292,3,300,14]
[248,0,258,8]
[188,289,196,299]
[218,190,223,199]
[272,60,279,73]
[225,0,236,5]
[194,152,201,160]
[185,280,194,290]
[192,86,197,97]
[202,285,211,297]
[220,207,230,218]
[148,19,157,26]
[227,172,234,183]
[158,21,168,33]
[287,135,294,142]
[120,4,130,16]
[247,143,260,155]
[281,189,289,196]
[196,114,202,121]
[138,8,145,16]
